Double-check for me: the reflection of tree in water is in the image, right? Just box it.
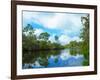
[22,50,61,68]
[69,48,81,56]
[69,48,89,66]
[54,58,59,63]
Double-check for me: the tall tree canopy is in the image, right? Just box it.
[80,15,89,65]
[55,35,59,42]
[80,15,89,42]
[39,32,50,41]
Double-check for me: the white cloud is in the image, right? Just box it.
[23,12,84,30]
[23,28,44,37]
[49,34,80,44]
[50,55,58,59]
[58,34,82,45]
[23,11,47,27]
[41,13,65,29]
[34,61,41,67]
[60,50,71,60]
[74,54,83,59]
[23,31,34,36]
[23,11,39,20]
[34,28,44,37]
[71,36,82,42]
[23,11,87,44]
[23,11,87,34]
[60,49,83,60]
[38,13,83,31]
[49,34,56,43]
[59,35,70,45]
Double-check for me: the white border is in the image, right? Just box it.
[17,5,94,75]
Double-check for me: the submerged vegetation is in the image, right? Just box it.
[22,15,89,67]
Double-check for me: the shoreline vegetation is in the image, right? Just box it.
[22,15,89,66]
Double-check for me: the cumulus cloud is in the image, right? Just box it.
[59,35,70,45]
[58,34,82,45]
[49,34,56,43]
[23,11,39,20]
[34,28,44,37]
[38,13,83,31]
[23,11,87,45]
[23,11,85,30]
[71,36,82,42]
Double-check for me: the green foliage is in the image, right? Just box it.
[55,35,58,41]
[80,15,89,42]
[22,24,37,50]
[22,24,63,51]
[23,24,34,32]
[80,15,89,65]
[82,59,89,66]
[39,32,50,41]
[22,49,61,67]
[65,15,89,66]
[23,14,90,66]
[65,41,82,56]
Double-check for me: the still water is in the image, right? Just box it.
[22,49,84,69]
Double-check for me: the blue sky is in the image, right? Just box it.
[22,11,88,45]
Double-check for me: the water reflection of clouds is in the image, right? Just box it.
[48,49,84,67]
[34,61,41,67]
[60,49,83,60]
[60,50,71,60]
[23,49,84,69]
[50,55,58,59]
[49,49,71,60]
[73,54,83,59]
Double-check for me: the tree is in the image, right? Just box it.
[23,24,34,32]
[69,41,78,48]
[22,24,37,50]
[80,15,89,65]
[39,32,50,41]
[55,35,59,42]
[80,15,89,42]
